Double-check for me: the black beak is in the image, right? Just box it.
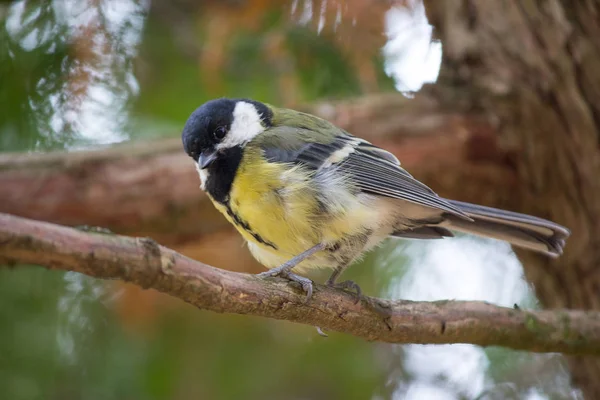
[198,151,217,169]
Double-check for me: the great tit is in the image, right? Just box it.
[181,98,570,301]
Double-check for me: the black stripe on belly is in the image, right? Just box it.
[203,145,277,249]
[224,203,278,250]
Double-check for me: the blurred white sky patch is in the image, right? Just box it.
[382,0,441,94]
[56,272,123,365]
[377,236,561,399]
[390,236,531,306]
[394,381,457,400]
[54,0,148,148]
[5,1,53,51]
[294,0,314,26]
[527,388,551,400]
[400,344,490,399]
[5,0,149,148]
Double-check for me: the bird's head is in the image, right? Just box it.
[181,98,273,169]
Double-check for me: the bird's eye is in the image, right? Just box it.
[213,126,227,140]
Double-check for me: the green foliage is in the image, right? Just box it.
[284,27,362,100]
[0,2,73,151]
[0,267,386,400]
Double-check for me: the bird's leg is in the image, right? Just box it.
[313,264,363,336]
[258,242,326,277]
[258,242,326,302]
[325,265,362,304]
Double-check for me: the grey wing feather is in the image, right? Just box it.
[338,148,471,219]
[257,125,471,220]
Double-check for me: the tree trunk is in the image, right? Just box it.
[423,0,600,397]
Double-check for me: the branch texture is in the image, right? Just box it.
[1,212,599,355]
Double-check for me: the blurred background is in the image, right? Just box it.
[0,0,596,399]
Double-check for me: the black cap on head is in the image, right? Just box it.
[182,98,272,161]
[181,98,237,161]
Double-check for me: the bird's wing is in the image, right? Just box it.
[256,125,470,220]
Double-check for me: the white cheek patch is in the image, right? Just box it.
[195,161,209,191]
[217,101,265,149]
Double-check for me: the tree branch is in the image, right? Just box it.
[1,212,599,355]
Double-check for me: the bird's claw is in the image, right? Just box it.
[258,270,314,303]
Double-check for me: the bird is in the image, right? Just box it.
[181,98,570,301]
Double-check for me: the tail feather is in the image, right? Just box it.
[441,200,570,257]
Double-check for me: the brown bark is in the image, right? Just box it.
[2,212,600,355]
[0,138,226,245]
[423,0,600,397]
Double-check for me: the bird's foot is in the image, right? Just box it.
[258,270,313,303]
[257,243,327,303]
[326,279,362,304]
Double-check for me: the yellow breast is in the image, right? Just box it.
[209,148,382,269]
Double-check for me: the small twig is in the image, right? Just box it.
[1,212,599,355]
